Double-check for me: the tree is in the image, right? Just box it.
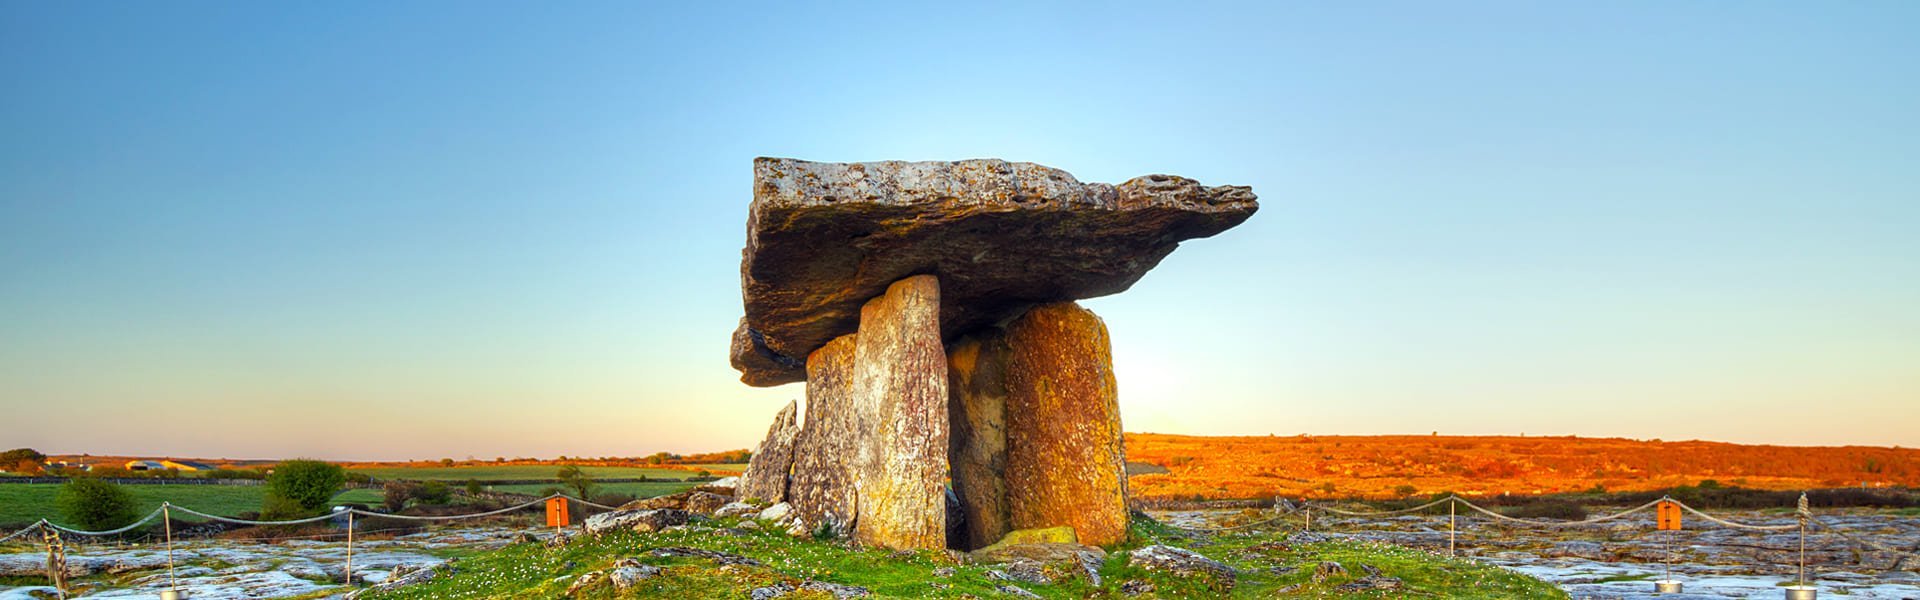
[557,465,596,499]
[57,478,137,530]
[0,448,45,463]
[2,448,45,474]
[265,459,346,516]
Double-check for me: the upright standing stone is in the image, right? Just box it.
[947,330,1013,550]
[847,275,950,550]
[1004,302,1129,546]
[739,400,799,504]
[787,334,858,534]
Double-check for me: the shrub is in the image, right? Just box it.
[464,479,484,495]
[417,480,452,505]
[266,459,346,513]
[260,493,315,521]
[383,482,421,511]
[57,478,137,530]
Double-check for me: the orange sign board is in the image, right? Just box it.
[546,497,570,527]
[1656,500,1682,531]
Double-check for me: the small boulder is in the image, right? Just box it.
[584,509,691,535]
[1336,576,1404,592]
[1311,560,1348,582]
[619,490,733,514]
[750,583,794,600]
[1128,545,1235,591]
[697,476,740,496]
[996,584,1043,599]
[684,491,733,516]
[607,565,662,590]
[715,501,761,519]
[971,541,1104,565]
[650,546,765,567]
[800,580,871,598]
[564,571,605,596]
[759,502,793,522]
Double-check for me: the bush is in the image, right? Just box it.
[417,480,452,506]
[260,492,312,520]
[266,459,346,514]
[464,479,484,495]
[383,481,421,511]
[57,478,138,530]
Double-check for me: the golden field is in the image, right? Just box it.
[1124,433,1920,501]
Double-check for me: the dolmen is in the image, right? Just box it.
[731,158,1257,551]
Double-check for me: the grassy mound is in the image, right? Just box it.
[362,515,1564,599]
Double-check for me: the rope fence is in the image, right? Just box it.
[0,492,628,597]
[4,489,1913,597]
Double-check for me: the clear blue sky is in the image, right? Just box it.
[3,2,1915,460]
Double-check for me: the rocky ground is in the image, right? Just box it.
[0,526,532,599]
[1155,506,1920,599]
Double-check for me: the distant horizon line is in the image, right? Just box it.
[26,431,1910,464]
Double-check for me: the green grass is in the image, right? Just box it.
[362,515,1564,599]
[332,488,385,505]
[488,481,697,499]
[0,483,270,528]
[348,465,698,481]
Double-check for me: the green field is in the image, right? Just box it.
[348,465,700,481]
[488,481,697,499]
[687,463,748,474]
[0,483,271,528]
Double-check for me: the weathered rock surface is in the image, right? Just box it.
[583,509,690,535]
[787,335,859,535]
[844,275,949,550]
[946,330,1013,550]
[619,490,732,516]
[740,399,799,503]
[1128,544,1236,591]
[1003,302,1129,546]
[732,158,1258,385]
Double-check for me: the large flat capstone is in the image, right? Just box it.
[732,157,1258,386]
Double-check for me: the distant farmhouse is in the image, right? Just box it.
[125,459,215,471]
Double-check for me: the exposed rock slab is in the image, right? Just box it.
[732,158,1258,385]
[739,399,799,503]
[1128,544,1236,591]
[787,334,858,535]
[1004,302,1129,546]
[946,329,1013,550]
[845,275,950,550]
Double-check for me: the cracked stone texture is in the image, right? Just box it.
[947,329,1013,551]
[739,399,799,504]
[844,275,950,550]
[1004,302,1129,546]
[731,157,1257,386]
[786,334,858,535]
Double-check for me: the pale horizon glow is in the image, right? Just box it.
[2,2,1916,460]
